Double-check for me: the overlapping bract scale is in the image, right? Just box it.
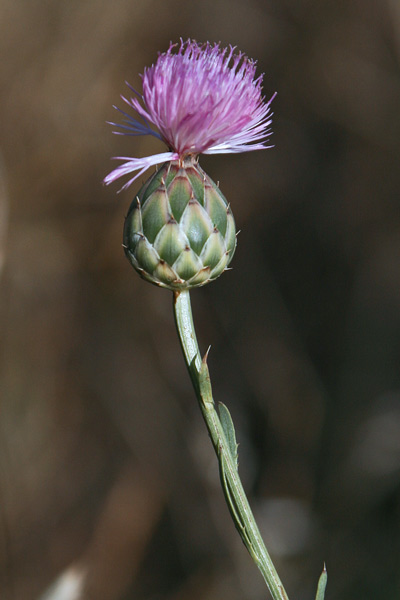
[124,160,236,290]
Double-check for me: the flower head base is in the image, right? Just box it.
[104,39,275,191]
[123,158,237,290]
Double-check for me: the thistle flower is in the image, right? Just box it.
[104,39,275,190]
[105,40,275,290]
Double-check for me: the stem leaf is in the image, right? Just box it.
[220,452,257,560]
[218,402,239,468]
[315,564,327,600]
[198,352,213,406]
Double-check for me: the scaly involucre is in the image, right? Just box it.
[104,39,276,191]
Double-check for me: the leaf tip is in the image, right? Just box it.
[315,563,328,600]
[202,345,211,365]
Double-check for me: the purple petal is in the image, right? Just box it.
[105,40,276,190]
[103,152,179,192]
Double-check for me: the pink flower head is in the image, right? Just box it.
[104,39,276,191]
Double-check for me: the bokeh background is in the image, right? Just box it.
[1,0,400,599]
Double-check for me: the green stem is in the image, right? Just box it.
[173,289,289,600]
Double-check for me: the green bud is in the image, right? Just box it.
[123,159,236,290]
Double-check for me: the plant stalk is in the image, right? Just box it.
[173,289,289,600]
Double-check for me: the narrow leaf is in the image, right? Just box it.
[315,564,327,600]
[218,402,238,468]
[199,350,213,406]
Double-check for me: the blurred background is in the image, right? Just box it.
[1,0,400,599]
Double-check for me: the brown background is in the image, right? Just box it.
[1,0,400,599]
